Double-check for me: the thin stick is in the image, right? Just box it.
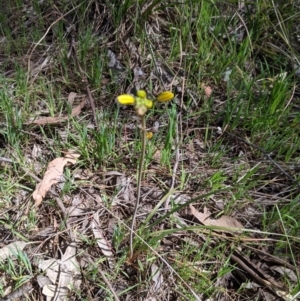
[129,115,146,258]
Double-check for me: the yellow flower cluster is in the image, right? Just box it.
[117,90,174,116]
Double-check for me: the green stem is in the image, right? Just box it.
[129,115,146,258]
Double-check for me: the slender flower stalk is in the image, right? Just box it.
[116,90,174,260]
[129,114,146,257]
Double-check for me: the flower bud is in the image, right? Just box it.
[156,91,174,102]
[146,132,153,139]
[117,94,135,105]
[136,90,147,98]
[145,99,153,109]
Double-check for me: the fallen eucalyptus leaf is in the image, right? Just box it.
[33,151,80,207]
[190,205,243,231]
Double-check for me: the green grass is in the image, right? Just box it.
[0,0,300,300]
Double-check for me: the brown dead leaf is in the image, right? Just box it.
[33,153,80,207]
[67,92,77,105]
[25,97,85,125]
[92,210,115,268]
[27,115,67,125]
[190,205,243,231]
[70,98,85,117]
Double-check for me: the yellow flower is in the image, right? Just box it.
[117,94,135,105]
[156,91,174,102]
[116,90,173,116]
[146,132,153,139]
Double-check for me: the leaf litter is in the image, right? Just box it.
[92,210,115,268]
[1,2,300,301]
[32,150,80,207]
[144,264,165,301]
[38,242,81,300]
[0,241,27,262]
[190,204,244,231]
[190,204,294,299]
